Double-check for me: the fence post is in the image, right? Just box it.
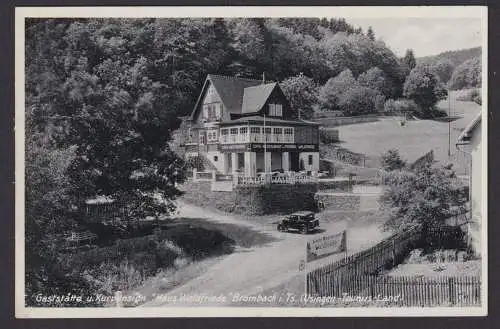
[369,275,375,299]
[392,239,396,267]
[115,291,122,307]
[448,277,456,306]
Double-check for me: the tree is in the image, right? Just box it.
[358,66,390,98]
[338,85,384,116]
[366,26,375,41]
[380,149,406,171]
[403,65,448,118]
[280,73,319,119]
[429,58,454,84]
[402,49,417,72]
[26,18,188,224]
[380,151,469,239]
[448,57,482,90]
[318,69,357,111]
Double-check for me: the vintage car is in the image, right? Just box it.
[277,211,319,234]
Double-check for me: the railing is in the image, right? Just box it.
[220,126,295,144]
[236,173,319,185]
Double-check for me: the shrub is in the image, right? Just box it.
[456,88,481,105]
[380,149,406,171]
[185,155,205,171]
[319,128,339,144]
[383,98,419,116]
[338,85,383,116]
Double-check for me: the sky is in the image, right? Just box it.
[346,17,483,57]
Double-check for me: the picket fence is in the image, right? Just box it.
[306,225,482,306]
[307,274,481,307]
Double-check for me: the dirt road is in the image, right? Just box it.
[142,201,389,307]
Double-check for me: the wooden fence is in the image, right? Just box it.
[307,226,421,298]
[307,275,481,307]
[306,225,481,306]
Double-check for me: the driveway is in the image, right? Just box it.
[142,201,389,307]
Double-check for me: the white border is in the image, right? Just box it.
[15,6,488,318]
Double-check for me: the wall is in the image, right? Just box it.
[205,150,227,173]
[181,182,318,216]
[299,152,320,172]
[233,184,318,215]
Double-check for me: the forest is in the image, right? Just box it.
[27,18,482,133]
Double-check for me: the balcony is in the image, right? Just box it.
[220,125,294,144]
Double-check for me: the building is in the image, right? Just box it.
[456,111,482,255]
[184,74,320,177]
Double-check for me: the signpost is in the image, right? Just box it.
[306,231,347,262]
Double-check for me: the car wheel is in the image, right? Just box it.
[301,227,308,235]
[277,224,284,232]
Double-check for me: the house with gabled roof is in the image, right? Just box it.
[456,111,483,255]
[184,74,320,177]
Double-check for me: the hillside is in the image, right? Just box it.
[417,47,481,67]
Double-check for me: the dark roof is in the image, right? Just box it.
[457,111,482,143]
[242,83,278,114]
[207,74,262,114]
[290,211,315,216]
[221,115,321,126]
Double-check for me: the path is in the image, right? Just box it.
[142,201,389,307]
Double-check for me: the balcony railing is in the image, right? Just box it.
[220,129,294,144]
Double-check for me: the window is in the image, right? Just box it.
[269,103,283,116]
[202,105,209,119]
[221,129,228,136]
[284,128,294,142]
[264,127,272,142]
[239,127,248,134]
[273,128,282,142]
[230,128,238,135]
[199,131,206,145]
[308,155,313,165]
[207,129,218,143]
[250,127,260,134]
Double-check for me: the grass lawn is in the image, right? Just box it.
[334,92,481,175]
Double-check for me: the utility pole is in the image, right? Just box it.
[448,91,451,158]
[263,113,267,173]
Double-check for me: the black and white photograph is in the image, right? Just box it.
[15,6,487,317]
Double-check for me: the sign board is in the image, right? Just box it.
[220,143,319,153]
[306,231,346,262]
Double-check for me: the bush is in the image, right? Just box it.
[338,86,383,116]
[185,155,205,171]
[448,57,482,90]
[383,98,419,116]
[319,128,339,144]
[456,88,481,105]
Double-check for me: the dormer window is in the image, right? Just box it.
[269,104,283,117]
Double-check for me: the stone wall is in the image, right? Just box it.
[233,184,319,215]
[181,182,318,216]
